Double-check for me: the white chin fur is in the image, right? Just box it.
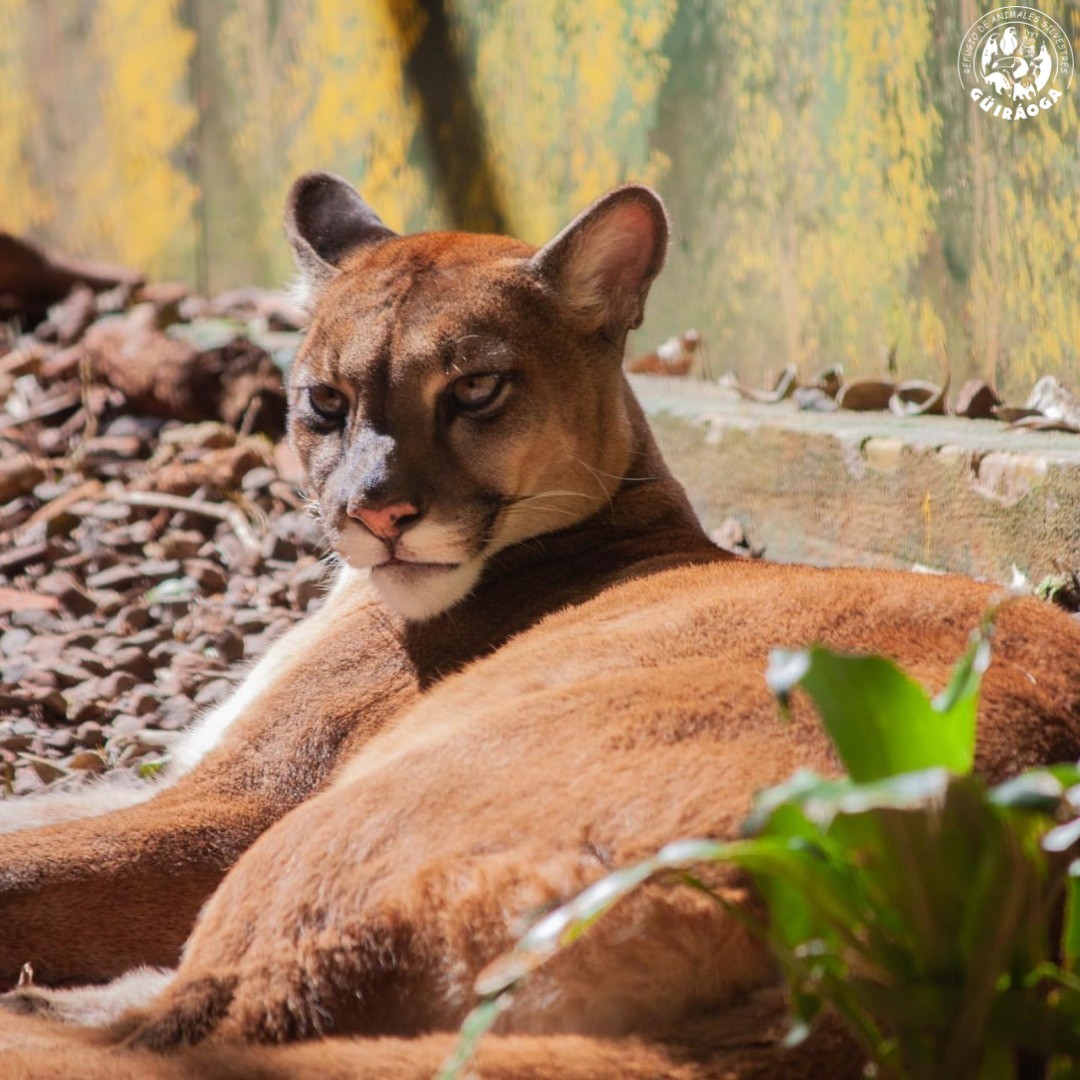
[368,558,483,620]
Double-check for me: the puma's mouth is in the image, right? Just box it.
[333,521,483,618]
[367,556,486,620]
[374,558,461,572]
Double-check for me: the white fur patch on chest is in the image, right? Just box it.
[169,564,366,773]
[167,645,286,775]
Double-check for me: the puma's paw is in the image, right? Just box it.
[0,967,175,1028]
[0,986,58,1019]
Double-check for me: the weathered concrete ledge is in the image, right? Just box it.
[633,375,1080,585]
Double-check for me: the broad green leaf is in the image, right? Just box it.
[829,768,952,819]
[986,990,1080,1057]
[1024,961,1080,995]
[1046,818,1080,856]
[1035,764,1080,800]
[744,770,849,835]
[748,769,950,836]
[977,1042,1016,1080]
[766,647,977,782]
[844,979,961,1029]
[655,838,729,865]
[738,838,871,955]
[827,783,987,976]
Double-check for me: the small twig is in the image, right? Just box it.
[0,388,82,431]
[237,393,263,438]
[110,490,262,559]
[19,478,104,535]
[64,348,100,470]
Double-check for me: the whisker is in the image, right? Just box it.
[500,490,599,506]
[570,456,615,512]
[498,505,579,520]
[589,470,660,483]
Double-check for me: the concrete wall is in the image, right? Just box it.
[1,0,1077,398]
[637,377,1080,585]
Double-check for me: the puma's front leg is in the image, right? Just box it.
[0,572,417,989]
[0,787,274,988]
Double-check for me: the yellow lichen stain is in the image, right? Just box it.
[968,50,1080,388]
[75,0,198,277]
[221,0,429,284]
[807,0,941,372]
[459,0,676,242]
[0,0,1073,399]
[0,0,50,232]
[287,0,426,227]
[705,0,942,378]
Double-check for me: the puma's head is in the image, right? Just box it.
[285,172,668,620]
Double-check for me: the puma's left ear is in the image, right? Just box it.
[285,171,398,310]
[530,185,669,341]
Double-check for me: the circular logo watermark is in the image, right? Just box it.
[958,6,1073,120]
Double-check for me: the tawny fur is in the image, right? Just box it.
[0,996,867,1079]
[1,176,1078,1079]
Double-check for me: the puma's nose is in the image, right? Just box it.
[349,501,421,541]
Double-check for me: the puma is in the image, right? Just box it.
[1,173,1079,1080]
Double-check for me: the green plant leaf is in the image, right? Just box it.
[743,770,849,835]
[436,992,512,1080]
[765,646,979,783]
[931,622,992,715]
[986,989,1080,1058]
[990,770,1066,813]
[1046,818,1080,856]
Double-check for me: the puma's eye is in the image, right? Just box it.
[308,385,348,421]
[451,373,504,411]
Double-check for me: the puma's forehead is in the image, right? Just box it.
[297,231,546,381]
[340,229,535,273]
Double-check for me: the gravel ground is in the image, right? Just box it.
[0,275,330,799]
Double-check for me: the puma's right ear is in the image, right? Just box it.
[530,185,669,342]
[285,172,397,309]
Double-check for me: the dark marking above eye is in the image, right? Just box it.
[443,334,515,375]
